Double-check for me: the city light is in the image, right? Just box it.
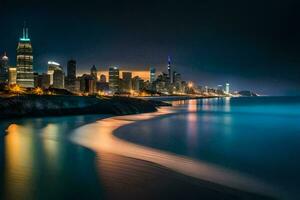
[48,61,60,66]
[9,84,25,94]
[33,87,43,95]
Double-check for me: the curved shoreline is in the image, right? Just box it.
[71,107,277,199]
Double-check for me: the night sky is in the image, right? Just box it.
[1,0,300,95]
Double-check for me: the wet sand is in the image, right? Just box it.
[97,151,273,200]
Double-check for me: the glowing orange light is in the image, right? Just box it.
[33,87,43,95]
[9,85,25,94]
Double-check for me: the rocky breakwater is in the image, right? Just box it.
[0,95,169,119]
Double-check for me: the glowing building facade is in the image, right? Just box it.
[150,67,156,83]
[8,67,17,85]
[225,83,230,94]
[47,61,62,85]
[16,26,34,88]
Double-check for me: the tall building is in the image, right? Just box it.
[16,25,34,88]
[122,72,132,92]
[67,59,76,81]
[33,72,39,87]
[47,61,61,85]
[0,52,9,83]
[53,69,65,89]
[217,85,223,95]
[36,73,50,89]
[150,67,156,83]
[8,67,17,85]
[90,65,98,80]
[79,74,96,94]
[132,76,144,92]
[225,83,230,94]
[167,56,172,83]
[109,66,120,94]
[173,71,181,84]
[66,59,77,92]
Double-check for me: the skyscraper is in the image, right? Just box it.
[67,59,76,81]
[167,56,172,83]
[16,24,34,88]
[47,61,61,85]
[122,71,132,92]
[79,74,96,94]
[8,67,17,85]
[90,65,98,80]
[53,69,65,89]
[0,52,9,83]
[66,59,77,92]
[150,67,156,83]
[225,83,230,94]
[109,66,120,94]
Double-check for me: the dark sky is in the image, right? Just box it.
[1,0,300,95]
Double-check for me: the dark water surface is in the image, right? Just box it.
[1,97,299,200]
[115,97,300,199]
[0,113,268,200]
[0,115,109,200]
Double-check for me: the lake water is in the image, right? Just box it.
[0,115,109,200]
[115,96,300,199]
[1,96,300,199]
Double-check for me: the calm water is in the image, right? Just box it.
[115,97,300,199]
[0,115,109,200]
[1,96,300,199]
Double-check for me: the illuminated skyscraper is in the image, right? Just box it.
[109,66,120,94]
[47,61,61,85]
[225,83,230,94]
[8,67,17,85]
[150,67,156,83]
[16,25,34,88]
[0,52,9,83]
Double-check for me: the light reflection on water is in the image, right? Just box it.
[1,115,108,200]
[72,107,276,198]
[2,97,299,199]
[115,96,300,199]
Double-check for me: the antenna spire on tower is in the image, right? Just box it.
[22,21,27,39]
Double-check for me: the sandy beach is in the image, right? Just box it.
[71,107,277,200]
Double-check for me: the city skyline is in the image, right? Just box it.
[2,0,300,95]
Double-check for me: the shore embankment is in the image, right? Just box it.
[139,95,219,101]
[0,95,170,120]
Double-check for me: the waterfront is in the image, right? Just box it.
[1,97,300,199]
[115,97,300,199]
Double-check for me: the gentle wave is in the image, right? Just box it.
[71,107,277,198]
